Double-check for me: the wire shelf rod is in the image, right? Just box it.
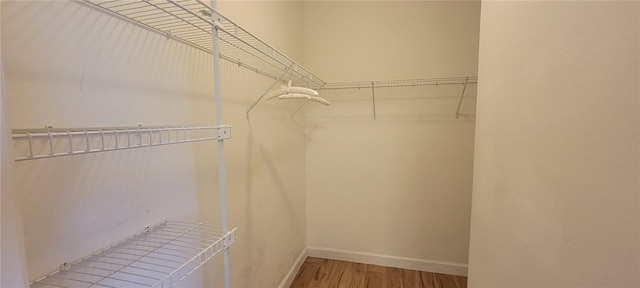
[72,261,167,278]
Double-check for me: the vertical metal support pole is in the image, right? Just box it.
[372,81,377,120]
[456,77,469,118]
[291,99,309,120]
[210,1,231,288]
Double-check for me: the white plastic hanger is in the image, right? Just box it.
[266,80,330,106]
[278,93,330,106]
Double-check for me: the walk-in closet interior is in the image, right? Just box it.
[2,1,638,288]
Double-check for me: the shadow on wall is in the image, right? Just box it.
[4,0,213,128]
[247,117,305,232]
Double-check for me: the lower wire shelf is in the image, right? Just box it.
[30,221,237,288]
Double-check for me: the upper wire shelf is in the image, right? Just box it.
[12,125,231,161]
[313,76,477,90]
[305,76,478,120]
[30,221,237,288]
[82,0,325,88]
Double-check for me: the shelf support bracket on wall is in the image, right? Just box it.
[290,99,310,120]
[246,64,294,119]
[455,77,470,118]
[372,81,377,120]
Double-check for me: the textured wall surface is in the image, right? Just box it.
[468,2,639,287]
[303,1,481,274]
[1,1,30,285]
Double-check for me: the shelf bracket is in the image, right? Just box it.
[223,228,238,249]
[217,125,233,140]
[455,77,470,118]
[290,99,310,120]
[246,64,294,119]
[372,82,377,120]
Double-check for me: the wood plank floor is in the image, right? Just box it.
[290,257,467,288]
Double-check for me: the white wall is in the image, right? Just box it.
[2,1,307,287]
[303,1,480,82]
[468,1,639,287]
[303,1,480,275]
[1,0,30,284]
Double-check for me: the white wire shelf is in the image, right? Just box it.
[30,221,237,288]
[81,0,325,88]
[306,76,478,120]
[313,76,477,90]
[12,125,231,161]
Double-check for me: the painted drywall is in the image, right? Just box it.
[1,0,30,283]
[303,1,480,274]
[468,1,639,287]
[2,1,307,287]
[303,1,480,82]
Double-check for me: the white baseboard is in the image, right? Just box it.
[278,248,308,288]
[306,246,468,276]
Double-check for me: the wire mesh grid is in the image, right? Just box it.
[314,76,477,90]
[30,221,237,288]
[82,0,324,87]
[306,77,478,120]
[12,125,224,161]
